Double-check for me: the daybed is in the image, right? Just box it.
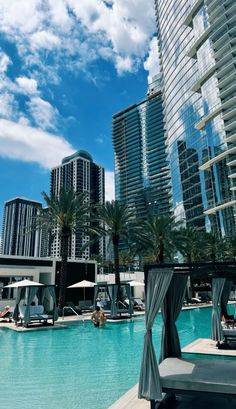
[19,305,54,327]
[159,357,236,398]
[222,328,236,344]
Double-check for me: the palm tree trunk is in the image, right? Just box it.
[113,236,121,286]
[58,229,70,310]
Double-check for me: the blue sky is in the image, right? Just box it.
[0,0,159,229]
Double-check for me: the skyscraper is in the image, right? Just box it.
[112,76,171,222]
[154,0,236,235]
[50,150,105,259]
[1,197,42,256]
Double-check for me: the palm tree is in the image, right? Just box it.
[203,232,225,262]
[36,189,92,310]
[179,226,204,263]
[136,215,184,263]
[95,200,136,285]
[224,235,236,260]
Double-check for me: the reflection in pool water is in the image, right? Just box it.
[0,305,235,409]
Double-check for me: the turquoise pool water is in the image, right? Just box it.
[0,306,235,409]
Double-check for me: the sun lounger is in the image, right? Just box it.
[159,357,236,399]
[18,305,54,326]
[78,300,93,311]
[222,328,236,343]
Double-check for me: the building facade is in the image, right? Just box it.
[154,0,236,235]
[1,197,42,257]
[50,150,105,259]
[112,76,171,222]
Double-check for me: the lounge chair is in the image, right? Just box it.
[18,305,54,327]
[78,300,93,311]
[64,301,82,315]
[0,307,12,323]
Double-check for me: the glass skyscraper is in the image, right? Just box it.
[155,0,236,235]
[113,76,171,222]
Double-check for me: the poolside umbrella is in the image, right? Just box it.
[67,280,96,301]
[128,280,144,287]
[4,279,44,288]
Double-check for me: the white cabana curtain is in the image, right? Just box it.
[24,287,39,325]
[138,268,173,401]
[126,284,133,315]
[211,277,226,341]
[160,275,188,362]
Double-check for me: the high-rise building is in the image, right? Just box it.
[112,76,171,222]
[50,150,105,259]
[1,197,42,256]
[154,0,236,235]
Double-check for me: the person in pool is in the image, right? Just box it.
[91,306,106,327]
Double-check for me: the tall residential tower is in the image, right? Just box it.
[154,0,236,235]
[112,76,171,222]
[50,150,105,259]
[1,197,42,256]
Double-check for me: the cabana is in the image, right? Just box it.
[138,262,236,408]
[6,280,58,327]
[93,283,133,318]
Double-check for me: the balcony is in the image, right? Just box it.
[187,28,211,59]
[204,199,236,215]
[183,0,204,27]
[199,146,236,171]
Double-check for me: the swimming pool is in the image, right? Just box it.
[0,306,235,409]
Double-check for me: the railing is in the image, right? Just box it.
[62,306,83,321]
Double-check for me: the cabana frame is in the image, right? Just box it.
[138,261,236,408]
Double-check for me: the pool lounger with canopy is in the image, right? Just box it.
[159,357,236,399]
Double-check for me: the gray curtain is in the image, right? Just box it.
[93,285,100,307]
[13,287,25,321]
[107,284,118,318]
[126,284,133,315]
[160,275,188,362]
[38,287,46,305]
[24,287,39,325]
[221,280,233,318]
[47,286,59,321]
[211,278,226,341]
[138,268,173,401]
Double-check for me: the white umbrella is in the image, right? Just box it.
[4,279,45,288]
[128,280,144,287]
[67,279,96,301]
[67,280,96,288]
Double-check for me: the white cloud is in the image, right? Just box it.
[0,93,17,119]
[27,97,58,130]
[105,171,115,201]
[30,30,61,50]
[16,76,38,94]
[0,52,11,73]
[0,1,156,78]
[0,119,74,168]
[115,55,133,75]
[96,137,104,144]
[144,36,160,83]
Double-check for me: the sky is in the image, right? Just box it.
[0,0,159,229]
